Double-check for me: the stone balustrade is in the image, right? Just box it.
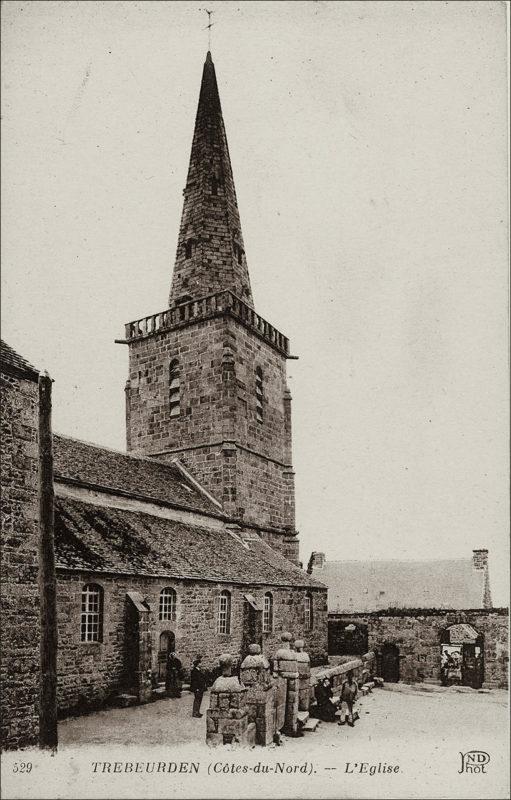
[123,290,290,357]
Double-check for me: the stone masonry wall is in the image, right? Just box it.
[126,314,296,554]
[56,570,327,716]
[0,369,40,749]
[329,609,508,689]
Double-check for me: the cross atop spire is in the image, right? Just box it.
[169,51,254,308]
[203,9,215,51]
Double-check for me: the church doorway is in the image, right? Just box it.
[158,631,175,682]
[381,643,400,683]
[440,624,483,689]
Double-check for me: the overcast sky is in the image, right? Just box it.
[2,1,508,604]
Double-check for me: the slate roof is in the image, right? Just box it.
[1,340,39,381]
[311,559,486,612]
[53,434,221,516]
[54,496,324,589]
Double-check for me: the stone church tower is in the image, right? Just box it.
[122,52,298,564]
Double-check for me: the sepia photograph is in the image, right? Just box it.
[0,1,509,798]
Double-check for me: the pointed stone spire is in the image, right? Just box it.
[169,52,254,308]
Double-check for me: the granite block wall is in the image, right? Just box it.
[328,609,508,689]
[56,570,327,716]
[0,369,40,749]
[125,312,297,559]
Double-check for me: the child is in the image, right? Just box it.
[339,670,358,727]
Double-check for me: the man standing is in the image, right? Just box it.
[166,650,184,698]
[190,654,207,718]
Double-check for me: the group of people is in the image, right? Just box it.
[165,651,210,718]
[166,649,362,727]
[313,670,360,727]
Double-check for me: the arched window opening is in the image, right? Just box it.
[159,587,177,622]
[305,593,313,631]
[263,592,273,633]
[169,359,180,417]
[81,583,103,642]
[255,367,263,423]
[217,590,231,634]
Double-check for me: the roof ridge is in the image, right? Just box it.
[322,557,473,565]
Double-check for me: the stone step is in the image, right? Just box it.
[152,686,167,698]
[302,717,321,732]
[297,711,309,726]
[113,693,138,708]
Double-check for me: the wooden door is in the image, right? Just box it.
[382,643,400,683]
[462,643,483,689]
[158,631,175,682]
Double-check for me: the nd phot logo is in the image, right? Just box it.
[458,751,490,774]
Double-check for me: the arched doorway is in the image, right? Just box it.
[158,630,175,682]
[381,643,400,682]
[440,624,483,689]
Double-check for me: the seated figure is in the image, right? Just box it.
[313,677,339,722]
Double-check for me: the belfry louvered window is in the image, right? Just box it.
[169,359,180,417]
[81,584,103,642]
[255,367,263,423]
[217,590,231,634]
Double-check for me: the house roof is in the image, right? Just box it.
[311,559,486,612]
[53,434,221,516]
[54,495,324,589]
[1,340,39,381]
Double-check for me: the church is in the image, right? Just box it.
[1,50,327,748]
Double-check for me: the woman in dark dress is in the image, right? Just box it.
[165,651,184,698]
[314,677,339,722]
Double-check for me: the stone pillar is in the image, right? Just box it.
[294,639,311,711]
[274,632,299,736]
[126,592,153,704]
[207,654,256,747]
[240,644,276,746]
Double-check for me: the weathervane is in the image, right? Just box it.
[202,9,215,50]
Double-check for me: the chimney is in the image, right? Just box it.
[472,549,488,570]
[472,549,492,609]
[307,552,325,574]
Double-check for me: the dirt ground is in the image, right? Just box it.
[55,682,507,750]
[2,684,508,799]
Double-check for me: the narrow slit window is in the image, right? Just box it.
[169,359,180,417]
[305,593,313,631]
[255,367,263,423]
[211,176,219,195]
[217,590,231,634]
[263,592,273,633]
[184,239,194,259]
[159,587,177,621]
[81,584,103,642]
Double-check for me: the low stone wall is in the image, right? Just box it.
[311,651,376,695]
[329,609,509,689]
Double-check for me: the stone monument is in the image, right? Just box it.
[206,654,255,747]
